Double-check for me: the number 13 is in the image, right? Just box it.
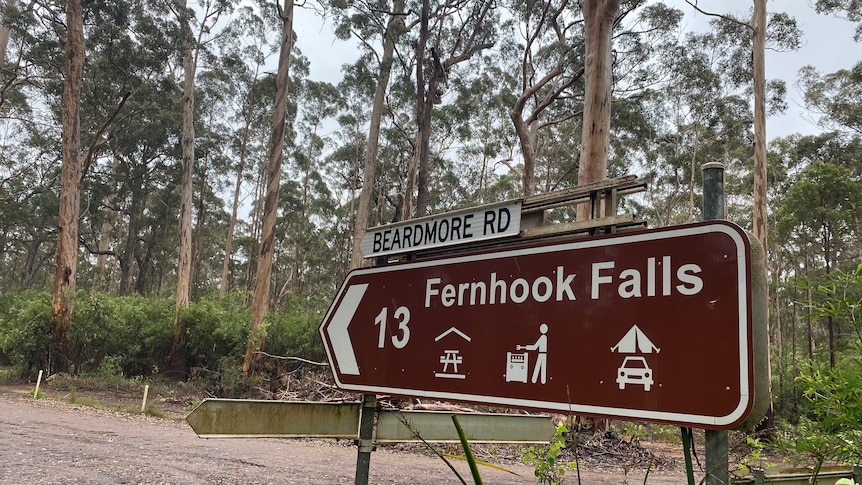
[375,306,411,349]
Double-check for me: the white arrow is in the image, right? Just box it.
[326,283,368,375]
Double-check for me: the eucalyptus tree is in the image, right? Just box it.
[1,0,171,372]
[0,155,58,290]
[99,93,178,297]
[816,0,862,41]
[498,1,684,201]
[328,61,374,272]
[505,0,584,197]
[799,63,862,137]
[277,79,342,298]
[679,3,799,243]
[157,0,233,377]
[201,2,281,300]
[634,30,753,227]
[769,133,862,407]
[77,3,179,297]
[776,161,862,368]
[243,0,294,376]
[51,0,85,373]
[575,0,620,219]
[402,0,500,220]
[330,0,411,268]
[437,54,519,204]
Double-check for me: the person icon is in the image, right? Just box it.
[517,323,548,384]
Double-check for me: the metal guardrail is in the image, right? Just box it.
[732,465,862,484]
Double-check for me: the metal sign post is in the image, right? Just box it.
[703,162,729,485]
[354,394,376,485]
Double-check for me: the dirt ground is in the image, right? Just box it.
[0,378,727,484]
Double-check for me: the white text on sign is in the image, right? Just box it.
[359,200,522,258]
[423,257,704,308]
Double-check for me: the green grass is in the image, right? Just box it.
[68,394,103,408]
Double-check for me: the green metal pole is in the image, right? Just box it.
[354,394,377,485]
[703,162,729,485]
[705,429,729,484]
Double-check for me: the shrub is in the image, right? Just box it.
[266,294,327,364]
[0,290,52,378]
[183,295,249,372]
[71,293,174,377]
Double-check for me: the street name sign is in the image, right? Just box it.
[321,221,767,429]
[359,199,522,258]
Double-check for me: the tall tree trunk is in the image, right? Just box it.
[93,155,120,292]
[51,0,85,374]
[170,0,197,378]
[243,0,294,376]
[577,0,620,220]
[350,0,405,269]
[0,0,14,64]
[401,0,429,221]
[244,167,266,297]
[191,169,208,301]
[415,91,434,218]
[220,156,245,299]
[119,184,144,296]
[509,0,577,198]
[752,0,775,426]
[405,0,493,218]
[219,107,254,300]
[805,255,814,362]
[752,0,767,254]
[20,233,43,288]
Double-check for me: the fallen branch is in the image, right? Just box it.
[255,351,328,366]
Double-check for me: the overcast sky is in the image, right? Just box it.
[291,1,859,142]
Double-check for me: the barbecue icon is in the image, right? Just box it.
[506,323,548,384]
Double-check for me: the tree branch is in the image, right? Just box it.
[684,0,753,33]
[79,90,133,186]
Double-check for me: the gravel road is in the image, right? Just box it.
[0,388,686,484]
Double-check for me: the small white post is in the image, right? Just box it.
[33,370,43,398]
[141,384,149,413]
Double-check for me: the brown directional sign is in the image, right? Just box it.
[320,221,766,429]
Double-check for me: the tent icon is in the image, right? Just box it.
[612,325,659,391]
[611,324,660,354]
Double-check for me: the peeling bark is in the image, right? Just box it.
[50,0,85,374]
[243,0,294,376]
[577,0,620,220]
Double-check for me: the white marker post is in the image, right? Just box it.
[141,384,149,413]
[33,370,43,397]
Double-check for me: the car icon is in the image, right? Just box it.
[616,356,654,391]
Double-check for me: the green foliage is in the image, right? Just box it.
[0,289,331,381]
[265,295,327,363]
[72,292,132,373]
[182,295,250,371]
[776,162,862,270]
[452,414,483,485]
[522,424,576,485]
[72,293,174,377]
[809,264,862,347]
[775,265,862,476]
[0,290,52,377]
